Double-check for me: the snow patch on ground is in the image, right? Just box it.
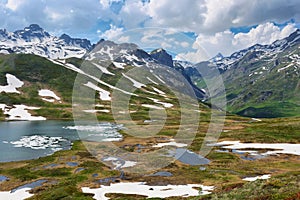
[153,75,165,84]
[147,77,158,85]
[210,141,300,156]
[152,87,165,95]
[0,104,46,121]
[0,188,33,200]
[0,74,24,94]
[82,182,214,200]
[122,161,138,168]
[83,109,110,113]
[251,118,262,122]
[84,82,111,101]
[148,98,173,108]
[93,63,115,75]
[122,73,145,88]
[277,63,293,72]
[49,59,137,98]
[113,62,126,69]
[39,89,61,103]
[141,104,164,110]
[153,139,188,148]
[103,156,137,170]
[243,174,271,182]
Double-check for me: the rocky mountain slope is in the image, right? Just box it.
[2,24,298,119]
[191,29,300,117]
[0,24,92,59]
[0,25,206,121]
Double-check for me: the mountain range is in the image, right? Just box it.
[0,24,299,119]
[0,24,92,59]
[191,29,300,117]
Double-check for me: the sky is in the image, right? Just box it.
[0,0,300,63]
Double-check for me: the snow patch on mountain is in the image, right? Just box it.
[38,89,61,102]
[0,74,24,94]
[0,104,46,121]
[84,82,111,101]
[122,73,145,88]
[0,24,92,59]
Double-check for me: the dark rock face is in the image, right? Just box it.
[59,33,92,50]
[14,24,50,42]
[150,48,174,67]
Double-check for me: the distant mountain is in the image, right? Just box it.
[150,48,173,67]
[209,53,224,63]
[190,29,300,118]
[0,25,209,121]
[209,29,300,72]
[0,24,92,59]
[86,41,206,99]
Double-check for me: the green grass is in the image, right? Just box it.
[206,172,300,200]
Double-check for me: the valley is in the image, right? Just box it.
[0,24,299,200]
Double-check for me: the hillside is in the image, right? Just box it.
[191,29,300,118]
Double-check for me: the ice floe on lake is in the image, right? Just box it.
[82,182,214,200]
[10,135,69,150]
[63,123,123,142]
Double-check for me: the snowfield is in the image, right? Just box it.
[82,182,214,200]
[84,82,111,101]
[243,174,271,182]
[0,188,33,200]
[210,141,300,156]
[122,73,146,88]
[152,139,188,148]
[0,104,46,121]
[38,89,61,102]
[0,74,24,94]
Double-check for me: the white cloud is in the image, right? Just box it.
[99,24,124,40]
[0,0,111,36]
[145,0,206,32]
[0,0,299,61]
[175,48,209,63]
[232,23,296,48]
[189,22,297,59]
[117,36,130,43]
[99,0,123,9]
[6,0,26,11]
[145,0,300,34]
[118,0,149,29]
[175,38,210,63]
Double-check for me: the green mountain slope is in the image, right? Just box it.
[193,30,300,118]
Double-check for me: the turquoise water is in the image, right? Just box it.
[0,121,79,162]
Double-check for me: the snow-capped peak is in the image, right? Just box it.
[209,29,300,71]
[210,53,224,62]
[0,24,92,59]
[13,24,50,42]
